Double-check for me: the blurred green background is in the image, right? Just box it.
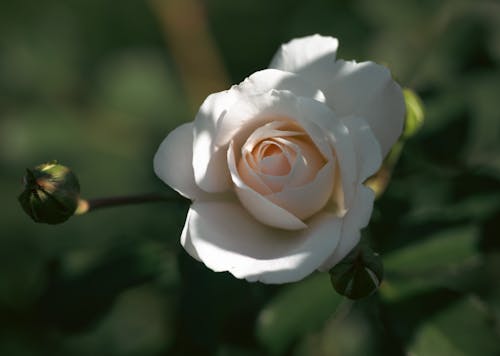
[1,0,500,355]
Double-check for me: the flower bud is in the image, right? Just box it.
[18,161,80,224]
[329,239,384,299]
[402,88,425,140]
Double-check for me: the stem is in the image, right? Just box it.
[75,193,185,215]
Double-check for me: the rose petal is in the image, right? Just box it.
[318,185,375,271]
[214,89,300,148]
[293,96,358,210]
[258,146,291,176]
[342,116,383,182]
[183,200,343,283]
[238,138,295,195]
[237,69,326,103]
[267,161,334,220]
[193,90,238,192]
[269,34,339,90]
[242,120,304,153]
[253,137,304,192]
[180,207,200,261]
[238,153,273,195]
[277,136,327,187]
[322,60,405,156]
[192,70,327,192]
[218,91,334,164]
[269,35,404,156]
[154,123,208,200]
[314,116,380,271]
[228,141,307,230]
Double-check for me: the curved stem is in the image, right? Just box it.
[75,193,186,215]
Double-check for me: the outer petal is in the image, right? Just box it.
[317,118,381,271]
[269,34,339,90]
[342,116,383,182]
[192,69,326,193]
[183,200,343,283]
[154,123,208,200]
[318,185,375,271]
[193,90,237,193]
[322,60,405,156]
[180,207,200,261]
[237,69,326,102]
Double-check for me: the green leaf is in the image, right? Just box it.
[410,296,500,356]
[256,273,343,355]
[384,225,478,274]
[381,225,479,301]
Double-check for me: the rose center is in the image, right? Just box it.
[236,120,328,198]
[255,141,292,176]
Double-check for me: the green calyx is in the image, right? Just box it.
[18,161,81,224]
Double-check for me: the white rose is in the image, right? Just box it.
[154,34,405,283]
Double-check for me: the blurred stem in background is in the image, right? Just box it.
[148,0,230,112]
[402,0,499,87]
[402,0,454,87]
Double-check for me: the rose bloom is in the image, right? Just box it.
[154,35,405,283]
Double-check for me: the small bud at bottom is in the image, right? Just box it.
[329,239,384,300]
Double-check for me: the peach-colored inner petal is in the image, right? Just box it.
[231,118,344,222]
[254,141,293,176]
[260,152,290,176]
[237,119,329,196]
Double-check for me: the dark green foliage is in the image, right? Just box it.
[1,0,500,355]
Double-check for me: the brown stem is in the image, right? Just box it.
[75,193,185,215]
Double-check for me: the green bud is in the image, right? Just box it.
[18,161,80,224]
[402,88,425,139]
[329,239,384,300]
